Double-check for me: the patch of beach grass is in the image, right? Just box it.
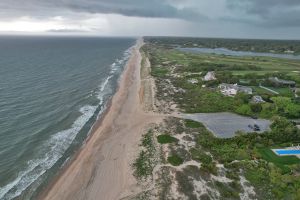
[151,67,168,77]
[133,130,157,179]
[215,181,241,199]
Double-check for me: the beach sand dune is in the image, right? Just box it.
[41,38,163,200]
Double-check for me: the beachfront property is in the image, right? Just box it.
[268,77,296,88]
[219,83,253,96]
[273,145,300,158]
[203,71,216,81]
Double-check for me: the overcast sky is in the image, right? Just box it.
[0,0,300,39]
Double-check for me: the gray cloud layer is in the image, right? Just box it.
[0,0,205,20]
[0,0,300,38]
[227,0,300,27]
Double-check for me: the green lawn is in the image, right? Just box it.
[252,86,294,97]
[258,148,300,171]
[268,87,294,97]
[252,86,276,96]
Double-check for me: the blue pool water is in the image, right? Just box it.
[275,149,300,155]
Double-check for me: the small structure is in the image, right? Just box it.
[188,79,198,84]
[219,83,252,96]
[251,95,265,103]
[219,83,238,96]
[203,71,216,81]
[294,88,300,97]
[284,50,295,54]
[269,77,296,88]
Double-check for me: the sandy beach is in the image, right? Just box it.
[41,38,163,200]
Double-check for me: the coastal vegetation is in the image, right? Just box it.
[145,36,300,55]
[143,40,300,119]
[157,134,178,144]
[167,155,183,166]
[133,130,158,180]
[187,118,300,199]
[134,37,300,199]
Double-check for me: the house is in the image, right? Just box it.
[203,71,216,81]
[269,77,296,88]
[284,50,295,54]
[219,84,237,96]
[219,83,252,96]
[252,95,265,103]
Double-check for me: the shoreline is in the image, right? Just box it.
[40,38,164,200]
[37,42,133,200]
[37,93,114,199]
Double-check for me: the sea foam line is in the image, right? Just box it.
[0,47,133,200]
[0,105,97,200]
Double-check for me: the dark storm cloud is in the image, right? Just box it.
[227,0,300,14]
[0,0,204,20]
[226,0,300,27]
[0,0,300,37]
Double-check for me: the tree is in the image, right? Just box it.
[269,116,300,143]
[250,103,263,113]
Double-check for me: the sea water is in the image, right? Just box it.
[0,36,135,199]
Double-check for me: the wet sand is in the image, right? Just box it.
[41,38,164,200]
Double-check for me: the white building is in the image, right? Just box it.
[219,83,252,96]
[188,79,198,84]
[203,71,216,81]
[252,95,265,103]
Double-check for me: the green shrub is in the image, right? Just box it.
[185,119,204,128]
[235,104,252,116]
[250,103,263,113]
[157,134,178,144]
[201,162,218,174]
[190,148,212,164]
[168,155,184,166]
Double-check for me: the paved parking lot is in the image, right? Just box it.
[181,112,271,138]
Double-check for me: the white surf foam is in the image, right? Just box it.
[96,47,132,106]
[0,105,97,200]
[0,46,133,200]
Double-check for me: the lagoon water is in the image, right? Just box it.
[179,47,300,60]
[0,36,135,199]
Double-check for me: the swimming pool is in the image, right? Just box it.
[275,149,300,155]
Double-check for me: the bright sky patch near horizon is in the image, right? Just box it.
[0,0,300,39]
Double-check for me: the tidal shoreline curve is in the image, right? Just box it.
[39,38,164,200]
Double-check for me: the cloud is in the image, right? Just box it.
[0,0,206,21]
[0,0,299,39]
[47,29,89,33]
[226,0,300,27]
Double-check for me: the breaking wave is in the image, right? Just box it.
[0,47,132,200]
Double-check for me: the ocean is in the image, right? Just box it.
[0,36,136,199]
